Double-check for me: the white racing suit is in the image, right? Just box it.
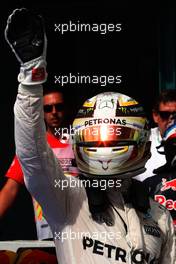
[14,84,176,264]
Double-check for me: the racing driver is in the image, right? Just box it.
[5,8,175,264]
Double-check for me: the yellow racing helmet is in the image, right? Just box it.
[72,92,151,178]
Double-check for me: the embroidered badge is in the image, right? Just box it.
[144,225,161,238]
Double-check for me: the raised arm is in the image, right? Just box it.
[5,8,70,229]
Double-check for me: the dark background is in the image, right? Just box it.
[0,1,161,176]
[0,1,175,240]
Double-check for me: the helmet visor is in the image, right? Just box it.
[74,125,139,147]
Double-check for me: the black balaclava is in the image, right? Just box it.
[80,175,150,226]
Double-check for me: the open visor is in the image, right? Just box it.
[74,125,139,147]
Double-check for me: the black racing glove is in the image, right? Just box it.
[5,8,47,85]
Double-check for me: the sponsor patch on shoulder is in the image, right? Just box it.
[144,225,161,237]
